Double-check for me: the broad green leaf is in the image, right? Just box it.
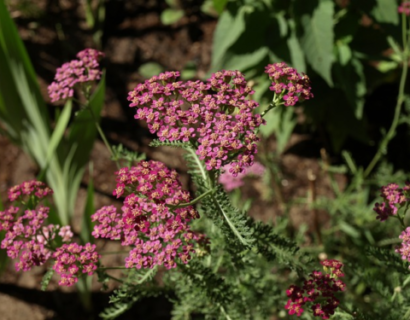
[334,57,366,119]
[160,8,184,25]
[371,0,399,25]
[337,42,352,66]
[260,105,297,153]
[81,162,95,244]
[211,4,248,70]
[287,20,305,72]
[213,0,228,14]
[138,62,164,79]
[181,61,197,80]
[298,0,334,86]
[221,47,269,71]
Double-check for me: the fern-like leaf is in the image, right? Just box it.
[41,268,54,291]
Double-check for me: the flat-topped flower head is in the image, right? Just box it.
[53,242,100,286]
[399,1,410,15]
[128,70,265,175]
[284,259,345,319]
[373,182,410,221]
[396,227,410,268]
[48,48,104,103]
[265,62,313,106]
[8,180,53,202]
[92,160,203,270]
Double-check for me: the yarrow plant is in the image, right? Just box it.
[48,48,104,103]
[92,160,204,269]
[128,70,265,175]
[373,182,410,222]
[285,260,346,319]
[0,181,99,285]
[265,62,313,107]
[6,43,356,319]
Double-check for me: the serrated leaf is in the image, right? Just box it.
[41,268,55,291]
[161,8,184,25]
[299,0,334,86]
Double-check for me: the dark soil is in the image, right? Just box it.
[0,1,344,319]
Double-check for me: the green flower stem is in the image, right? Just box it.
[364,13,410,178]
[105,274,125,284]
[167,187,217,209]
[185,146,251,247]
[86,106,121,169]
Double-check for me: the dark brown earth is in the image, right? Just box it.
[0,1,344,319]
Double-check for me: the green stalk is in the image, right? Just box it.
[363,13,409,178]
[186,146,252,247]
[86,106,121,169]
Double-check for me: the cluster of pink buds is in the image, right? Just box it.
[127,70,265,175]
[7,180,53,202]
[219,161,265,192]
[48,48,104,103]
[396,227,410,267]
[265,62,313,106]
[53,243,99,286]
[285,259,346,319]
[373,183,410,221]
[0,181,99,286]
[92,160,203,269]
[399,1,410,15]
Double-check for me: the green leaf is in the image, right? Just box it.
[138,62,164,79]
[41,268,55,291]
[160,8,184,25]
[211,4,248,70]
[298,0,334,86]
[45,99,72,164]
[287,20,306,72]
[260,106,297,153]
[337,42,352,66]
[61,72,106,224]
[334,57,366,119]
[212,0,228,14]
[81,162,95,244]
[371,0,399,25]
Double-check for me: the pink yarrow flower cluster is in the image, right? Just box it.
[7,180,53,202]
[265,62,313,106]
[53,243,99,286]
[127,70,265,176]
[0,181,99,286]
[285,259,346,319]
[219,161,265,192]
[396,227,410,267]
[92,160,203,270]
[48,48,104,103]
[399,1,410,15]
[373,183,410,221]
